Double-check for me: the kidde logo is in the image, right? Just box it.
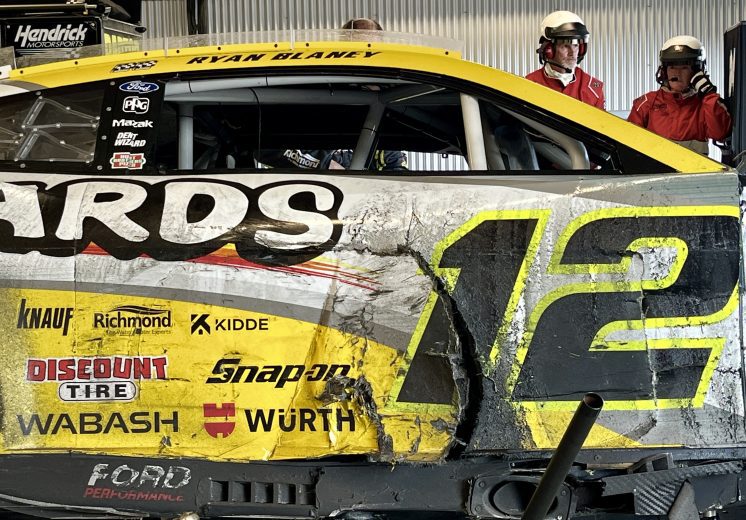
[26,355,168,402]
[14,23,88,48]
[17,298,73,336]
[190,313,269,335]
[122,96,150,114]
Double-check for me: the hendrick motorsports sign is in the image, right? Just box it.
[1,16,102,57]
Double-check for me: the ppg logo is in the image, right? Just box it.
[122,96,150,114]
[191,314,211,335]
[119,81,159,94]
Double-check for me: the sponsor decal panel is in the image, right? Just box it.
[84,463,190,502]
[110,152,146,170]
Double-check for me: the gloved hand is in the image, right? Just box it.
[690,71,717,95]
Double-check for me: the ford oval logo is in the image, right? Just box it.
[119,81,160,93]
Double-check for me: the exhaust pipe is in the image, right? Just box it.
[522,393,604,520]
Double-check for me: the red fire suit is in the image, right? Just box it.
[627,89,732,153]
[525,66,605,109]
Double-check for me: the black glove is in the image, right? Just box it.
[691,71,716,95]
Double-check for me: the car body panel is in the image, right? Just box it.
[0,32,744,519]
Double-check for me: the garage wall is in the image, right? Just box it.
[142,0,746,112]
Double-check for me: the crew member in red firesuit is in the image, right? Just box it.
[526,10,605,109]
[628,35,732,155]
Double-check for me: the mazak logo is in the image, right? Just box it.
[14,23,87,48]
[190,313,269,335]
[112,60,157,73]
[119,81,159,93]
[112,119,153,128]
[94,305,171,335]
[26,355,168,402]
[113,132,146,147]
[122,96,150,114]
[17,298,73,336]
[203,402,235,438]
[110,152,146,170]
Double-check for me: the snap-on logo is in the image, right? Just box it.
[119,81,159,94]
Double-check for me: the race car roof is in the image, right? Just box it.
[0,29,726,174]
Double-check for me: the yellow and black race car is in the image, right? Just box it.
[0,25,742,520]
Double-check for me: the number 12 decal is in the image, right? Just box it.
[392,206,739,412]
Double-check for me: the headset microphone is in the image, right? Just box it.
[545,60,574,74]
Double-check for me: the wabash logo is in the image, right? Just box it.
[17,298,73,336]
[203,402,235,438]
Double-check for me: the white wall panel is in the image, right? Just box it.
[141,0,190,39]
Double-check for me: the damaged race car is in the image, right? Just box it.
[0,27,743,520]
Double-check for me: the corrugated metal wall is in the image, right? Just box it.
[142,0,746,111]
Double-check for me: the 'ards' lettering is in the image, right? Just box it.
[0,179,343,266]
[186,50,380,65]
[17,411,178,435]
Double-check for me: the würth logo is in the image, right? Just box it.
[191,314,210,335]
[17,298,73,336]
[203,403,235,438]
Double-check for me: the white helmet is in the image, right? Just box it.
[656,35,706,84]
[538,10,589,64]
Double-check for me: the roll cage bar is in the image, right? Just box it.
[162,74,590,171]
